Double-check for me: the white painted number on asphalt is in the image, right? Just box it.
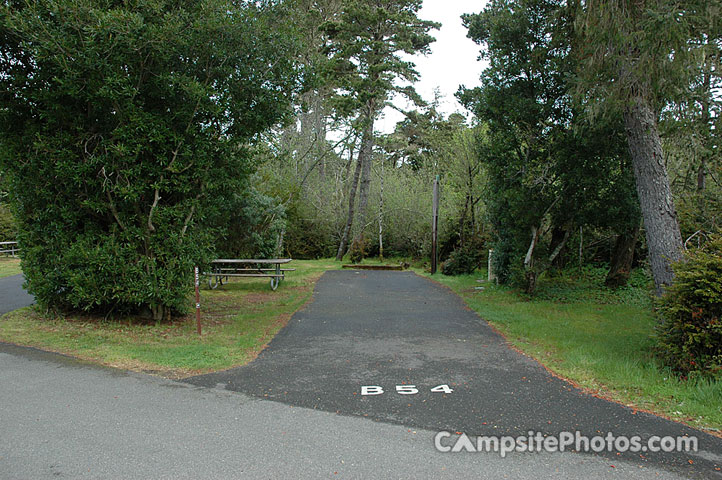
[360,385,453,396]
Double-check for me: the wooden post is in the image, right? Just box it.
[431,175,439,275]
[488,249,496,283]
[194,266,202,336]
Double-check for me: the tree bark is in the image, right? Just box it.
[550,225,569,268]
[605,221,641,288]
[459,193,470,250]
[623,96,683,295]
[335,153,363,261]
[349,100,376,257]
[376,155,385,259]
[524,223,570,295]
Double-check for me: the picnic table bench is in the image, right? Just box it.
[205,259,294,291]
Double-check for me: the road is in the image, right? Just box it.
[185,270,722,478]
[1,270,720,478]
[0,273,34,315]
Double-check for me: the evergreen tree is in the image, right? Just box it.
[461,0,640,292]
[322,0,439,260]
[0,0,301,319]
[574,0,711,294]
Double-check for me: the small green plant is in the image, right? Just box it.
[656,234,722,379]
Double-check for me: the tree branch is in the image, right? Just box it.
[548,228,571,263]
[148,182,161,232]
[180,191,203,243]
[106,190,126,232]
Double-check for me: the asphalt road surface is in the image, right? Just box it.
[186,270,722,478]
[1,269,720,478]
[0,273,34,315]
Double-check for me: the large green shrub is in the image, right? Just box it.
[442,245,484,276]
[0,0,300,320]
[656,235,722,378]
[213,184,286,260]
[0,203,16,242]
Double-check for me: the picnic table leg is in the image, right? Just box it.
[270,263,280,291]
[209,266,222,289]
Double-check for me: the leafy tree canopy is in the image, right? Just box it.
[0,0,302,320]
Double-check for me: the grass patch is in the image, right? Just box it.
[0,259,341,378]
[0,257,22,278]
[418,265,722,433]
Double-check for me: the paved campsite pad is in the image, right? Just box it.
[186,270,721,478]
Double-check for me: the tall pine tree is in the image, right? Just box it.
[322,0,438,260]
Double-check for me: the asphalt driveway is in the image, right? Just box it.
[186,270,722,478]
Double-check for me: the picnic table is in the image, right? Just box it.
[205,259,294,291]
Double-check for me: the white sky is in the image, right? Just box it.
[377,0,489,133]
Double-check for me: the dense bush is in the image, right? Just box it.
[0,204,16,242]
[282,182,345,259]
[656,235,722,379]
[0,1,299,320]
[442,245,484,275]
[213,184,286,260]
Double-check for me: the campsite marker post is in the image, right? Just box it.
[194,266,202,336]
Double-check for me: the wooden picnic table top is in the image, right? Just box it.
[211,259,293,265]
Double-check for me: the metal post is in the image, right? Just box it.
[431,175,439,275]
[194,266,202,336]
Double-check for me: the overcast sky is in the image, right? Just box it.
[376,0,489,133]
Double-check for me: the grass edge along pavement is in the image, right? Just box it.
[417,266,722,435]
[0,259,338,379]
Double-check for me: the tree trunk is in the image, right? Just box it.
[524,223,570,296]
[349,101,376,257]
[313,92,328,180]
[335,154,363,261]
[459,193,470,250]
[523,225,539,294]
[605,221,641,288]
[524,270,537,295]
[150,304,170,322]
[550,225,569,268]
[623,96,683,295]
[378,157,384,261]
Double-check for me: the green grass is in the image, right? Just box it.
[0,257,22,278]
[0,259,342,378]
[418,266,722,432]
